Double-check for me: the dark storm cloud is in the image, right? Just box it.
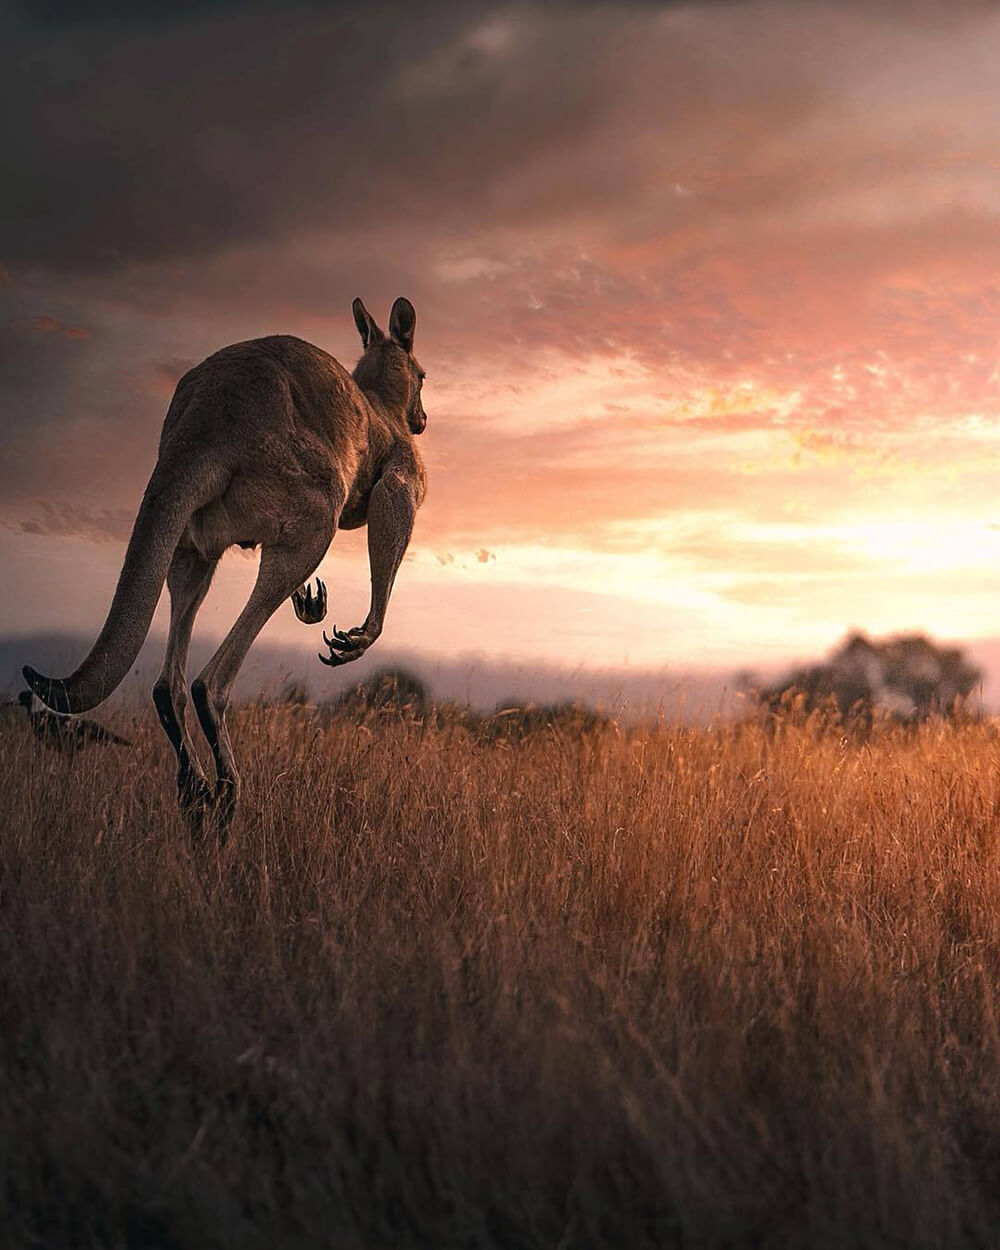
[2,0,840,277]
[7,0,707,274]
[2,3,470,271]
[12,0,315,21]
[5,0,994,278]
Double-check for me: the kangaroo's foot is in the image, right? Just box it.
[179,765,213,812]
[319,623,379,667]
[189,678,241,847]
[291,577,327,624]
[178,773,235,847]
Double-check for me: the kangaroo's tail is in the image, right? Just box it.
[23,461,226,714]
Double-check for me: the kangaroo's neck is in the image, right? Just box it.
[356,381,404,425]
[358,387,419,469]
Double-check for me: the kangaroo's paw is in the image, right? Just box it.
[291,578,327,625]
[319,624,376,668]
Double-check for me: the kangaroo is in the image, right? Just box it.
[23,296,428,832]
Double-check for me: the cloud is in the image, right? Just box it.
[2,3,498,274]
[30,314,90,339]
[6,0,1000,662]
[16,502,134,542]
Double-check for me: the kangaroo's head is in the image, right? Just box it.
[351,296,427,435]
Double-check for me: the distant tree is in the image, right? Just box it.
[759,631,982,723]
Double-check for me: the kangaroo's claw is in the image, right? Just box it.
[292,577,327,625]
[319,624,373,667]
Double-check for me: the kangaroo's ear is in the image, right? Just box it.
[353,297,383,349]
[388,296,416,353]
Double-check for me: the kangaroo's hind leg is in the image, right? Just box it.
[191,531,332,835]
[152,544,217,817]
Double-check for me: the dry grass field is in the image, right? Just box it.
[5,699,1000,1248]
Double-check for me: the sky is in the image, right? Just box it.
[5,0,1000,681]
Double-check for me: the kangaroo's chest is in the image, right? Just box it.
[337,435,392,530]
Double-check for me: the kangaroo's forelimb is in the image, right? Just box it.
[320,470,417,668]
[291,577,327,624]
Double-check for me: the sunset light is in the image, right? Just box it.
[5,0,1000,689]
[12,5,1000,1242]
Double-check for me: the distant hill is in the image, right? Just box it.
[11,630,996,726]
[0,633,739,724]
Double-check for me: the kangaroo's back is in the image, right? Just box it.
[160,336,368,467]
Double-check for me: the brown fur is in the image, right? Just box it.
[24,297,428,834]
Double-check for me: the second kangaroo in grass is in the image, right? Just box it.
[23,296,428,834]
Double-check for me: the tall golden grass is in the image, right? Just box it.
[4,702,1000,1247]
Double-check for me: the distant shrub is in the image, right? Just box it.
[758,631,982,725]
[318,676,616,740]
[484,700,615,741]
[325,666,429,722]
[278,680,310,707]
